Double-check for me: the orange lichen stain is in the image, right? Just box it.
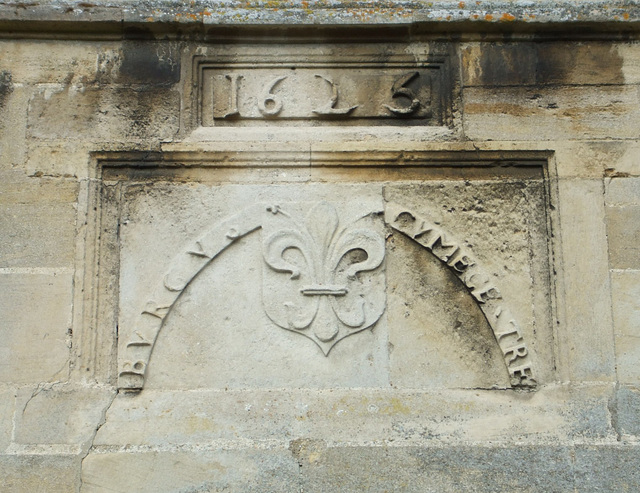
[458,1,465,8]
[146,16,154,21]
[473,13,479,19]
[623,12,630,20]
[447,15,452,20]
[500,12,516,21]
[484,13,493,21]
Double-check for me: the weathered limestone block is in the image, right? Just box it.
[556,179,615,382]
[0,454,80,493]
[0,203,76,268]
[93,385,613,448]
[0,171,77,268]
[610,269,640,384]
[463,86,640,141]
[574,445,640,491]
[297,445,576,493]
[607,205,640,270]
[0,82,28,168]
[0,272,72,384]
[27,85,180,142]
[607,176,640,206]
[462,42,627,87]
[607,176,640,384]
[81,449,299,493]
[14,385,115,447]
[615,385,640,439]
[0,41,116,85]
[0,389,15,453]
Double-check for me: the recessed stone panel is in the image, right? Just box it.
[187,43,455,130]
[101,155,553,393]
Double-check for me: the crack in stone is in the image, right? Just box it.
[78,388,118,493]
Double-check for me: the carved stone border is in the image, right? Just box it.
[80,149,559,391]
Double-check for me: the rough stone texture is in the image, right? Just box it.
[606,176,640,385]
[2,1,640,28]
[0,389,15,453]
[0,272,72,384]
[0,455,80,493]
[298,445,576,493]
[81,449,300,493]
[14,385,115,446]
[574,445,640,491]
[557,179,616,382]
[607,206,640,270]
[0,2,639,490]
[94,386,614,447]
[464,86,640,142]
[616,385,640,439]
[610,270,640,383]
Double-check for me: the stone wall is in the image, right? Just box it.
[1,1,639,491]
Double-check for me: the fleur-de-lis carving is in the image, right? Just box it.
[263,202,386,354]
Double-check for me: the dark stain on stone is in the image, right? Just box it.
[119,30,180,85]
[0,70,13,109]
[476,44,538,86]
[112,86,176,139]
[536,43,624,85]
[123,26,155,40]
[475,42,624,86]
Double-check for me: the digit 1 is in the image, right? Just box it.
[223,74,242,118]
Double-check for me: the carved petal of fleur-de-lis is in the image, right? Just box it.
[262,201,386,354]
[263,228,318,330]
[328,228,385,328]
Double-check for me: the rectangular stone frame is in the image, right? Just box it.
[72,147,562,390]
[180,42,458,135]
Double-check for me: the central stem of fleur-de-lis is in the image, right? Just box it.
[262,201,386,355]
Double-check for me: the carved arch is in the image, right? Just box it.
[118,203,266,390]
[385,202,537,388]
[118,202,537,391]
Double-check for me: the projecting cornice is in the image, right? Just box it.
[2,0,640,39]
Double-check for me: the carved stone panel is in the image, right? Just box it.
[107,154,554,393]
[187,44,455,129]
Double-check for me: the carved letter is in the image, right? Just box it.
[258,76,286,116]
[141,301,171,320]
[188,241,211,258]
[384,72,421,115]
[504,343,528,364]
[510,365,536,386]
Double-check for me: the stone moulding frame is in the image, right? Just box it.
[75,148,562,392]
[181,42,457,134]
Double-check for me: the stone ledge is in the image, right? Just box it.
[2,1,640,37]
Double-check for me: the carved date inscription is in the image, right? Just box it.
[200,66,442,126]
